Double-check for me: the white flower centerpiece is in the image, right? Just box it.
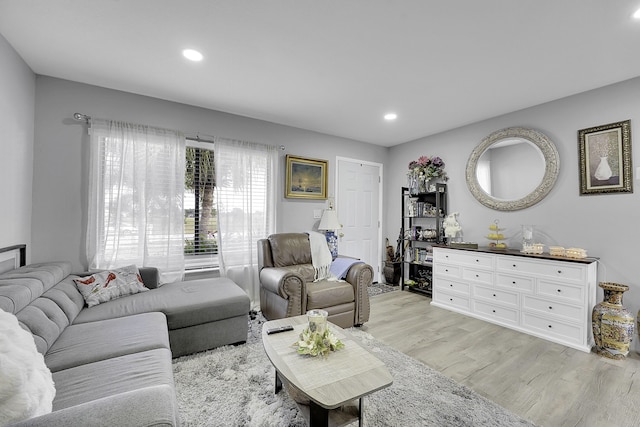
[293,310,344,358]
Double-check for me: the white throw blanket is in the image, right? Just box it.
[0,309,56,425]
[307,231,335,281]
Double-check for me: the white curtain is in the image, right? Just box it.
[87,118,186,283]
[214,138,277,307]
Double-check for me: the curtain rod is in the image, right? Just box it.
[73,112,91,123]
[186,135,215,144]
[73,112,285,150]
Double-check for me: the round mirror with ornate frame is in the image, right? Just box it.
[465,127,560,211]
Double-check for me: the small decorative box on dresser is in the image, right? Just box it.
[432,246,598,352]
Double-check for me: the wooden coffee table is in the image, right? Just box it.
[262,316,393,426]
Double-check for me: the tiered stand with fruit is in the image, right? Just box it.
[487,220,507,249]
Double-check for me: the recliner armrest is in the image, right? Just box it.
[344,263,373,288]
[260,267,307,317]
[344,262,373,325]
[259,267,305,299]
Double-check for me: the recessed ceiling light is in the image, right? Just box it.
[182,49,203,62]
[384,113,398,121]
[633,8,640,19]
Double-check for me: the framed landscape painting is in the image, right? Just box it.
[578,120,632,195]
[285,155,328,199]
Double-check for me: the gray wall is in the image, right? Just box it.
[0,34,35,258]
[386,76,640,349]
[31,76,388,271]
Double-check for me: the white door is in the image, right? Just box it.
[336,157,383,283]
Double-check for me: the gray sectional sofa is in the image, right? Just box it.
[0,261,251,426]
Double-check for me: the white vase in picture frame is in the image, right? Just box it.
[594,156,613,181]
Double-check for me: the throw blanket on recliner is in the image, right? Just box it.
[307,231,334,281]
[330,257,364,280]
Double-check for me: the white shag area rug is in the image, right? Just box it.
[173,315,535,427]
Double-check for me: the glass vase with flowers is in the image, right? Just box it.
[407,156,448,195]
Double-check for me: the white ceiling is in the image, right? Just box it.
[1,1,640,147]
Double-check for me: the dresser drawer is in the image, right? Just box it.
[434,249,494,269]
[538,279,584,304]
[522,312,583,344]
[474,285,518,307]
[496,256,585,283]
[433,278,470,296]
[495,273,534,292]
[433,289,470,311]
[523,295,583,322]
[472,300,519,325]
[462,268,493,285]
[433,263,462,278]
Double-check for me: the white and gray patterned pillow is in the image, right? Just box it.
[73,265,149,307]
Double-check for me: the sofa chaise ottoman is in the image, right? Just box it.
[0,260,251,426]
[70,265,251,357]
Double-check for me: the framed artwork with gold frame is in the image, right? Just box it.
[285,155,328,199]
[578,120,632,195]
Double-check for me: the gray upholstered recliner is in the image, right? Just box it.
[257,233,373,328]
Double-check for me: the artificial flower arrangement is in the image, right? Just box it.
[293,326,345,358]
[407,156,448,181]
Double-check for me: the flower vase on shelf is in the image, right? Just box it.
[592,282,634,359]
[418,175,428,193]
[407,173,418,195]
[406,155,448,195]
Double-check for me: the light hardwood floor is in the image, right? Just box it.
[361,289,640,427]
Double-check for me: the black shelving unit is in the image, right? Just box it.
[400,183,447,297]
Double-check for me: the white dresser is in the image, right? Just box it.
[432,246,598,352]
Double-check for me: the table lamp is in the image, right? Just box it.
[318,208,342,258]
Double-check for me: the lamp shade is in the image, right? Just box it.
[318,209,342,230]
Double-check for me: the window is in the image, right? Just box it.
[184,142,218,270]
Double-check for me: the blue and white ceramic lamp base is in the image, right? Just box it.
[324,231,338,258]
